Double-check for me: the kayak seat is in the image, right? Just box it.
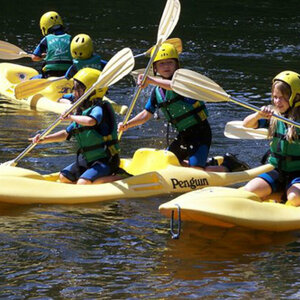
[122,148,181,176]
[3,63,38,84]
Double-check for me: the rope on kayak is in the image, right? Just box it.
[170,204,181,239]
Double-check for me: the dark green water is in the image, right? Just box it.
[0,0,300,298]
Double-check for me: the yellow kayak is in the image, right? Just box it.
[0,148,273,205]
[159,186,300,232]
[0,62,128,115]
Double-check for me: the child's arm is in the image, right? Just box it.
[137,74,171,90]
[29,130,68,144]
[62,114,97,127]
[118,109,153,132]
[243,106,273,128]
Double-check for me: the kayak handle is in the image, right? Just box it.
[170,204,181,239]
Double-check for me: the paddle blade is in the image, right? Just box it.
[144,37,183,57]
[0,40,31,60]
[157,0,181,42]
[96,47,135,89]
[171,69,230,102]
[14,78,55,99]
[166,37,183,54]
[224,121,268,140]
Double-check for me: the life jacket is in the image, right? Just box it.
[73,54,105,72]
[69,100,120,163]
[155,87,208,132]
[268,120,300,172]
[43,34,73,72]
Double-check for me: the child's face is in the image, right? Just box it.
[272,85,290,113]
[154,59,177,79]
[74,81,85,100]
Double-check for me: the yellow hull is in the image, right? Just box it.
[159,186,300,232]
[0,62,127,115]
[0,148,273,205]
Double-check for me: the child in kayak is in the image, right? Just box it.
[56,33,127,115]
[59,33,107,104]
[30,68,124,184]
[118,42,248,172]
[31,11,73,78]
[66,33,107,79]
[243,70,300,206]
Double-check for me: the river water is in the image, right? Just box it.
[0,0,300,298]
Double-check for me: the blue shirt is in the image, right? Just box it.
[61,93,74,102]
[33,28,66,57]
[66,105,110,136]
[257,119,269,128]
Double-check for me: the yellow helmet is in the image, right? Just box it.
[71,34,94,60]
[73,68,108,99]
[40,11,63,36]
[151,43,179,63]
[273,71,300,107]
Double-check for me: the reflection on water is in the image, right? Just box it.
[164,222,298,271]
[157,222,300,298]
[0,192,300,298]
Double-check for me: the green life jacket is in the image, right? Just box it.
[268,120,300,172]
[70,100,120,163]
[73,54,104,71]
[44,34,73,72]
[155,87,208,132]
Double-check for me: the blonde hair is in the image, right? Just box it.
[269,81,300,142]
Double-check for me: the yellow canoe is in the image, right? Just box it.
[159,186,300,232]
[0,148,273,205]
[0,62,127,115]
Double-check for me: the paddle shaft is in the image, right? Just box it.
[118,0,181,140]
[118,39,162,140]
[226,94,300,129]
[171,68,300,129]
[134,53,146,59]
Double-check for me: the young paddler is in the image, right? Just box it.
[243,71,300,206]
[118,42,248,172]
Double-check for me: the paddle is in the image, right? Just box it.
[118,0,181,140]
[14,38,182,99]
[133,37,182,59]
[170,69,300,129]
[130,67,158,83]
[14,76,65,99]
[0,40,32,60]
[224,121,268,139]
[1,47,135,167]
